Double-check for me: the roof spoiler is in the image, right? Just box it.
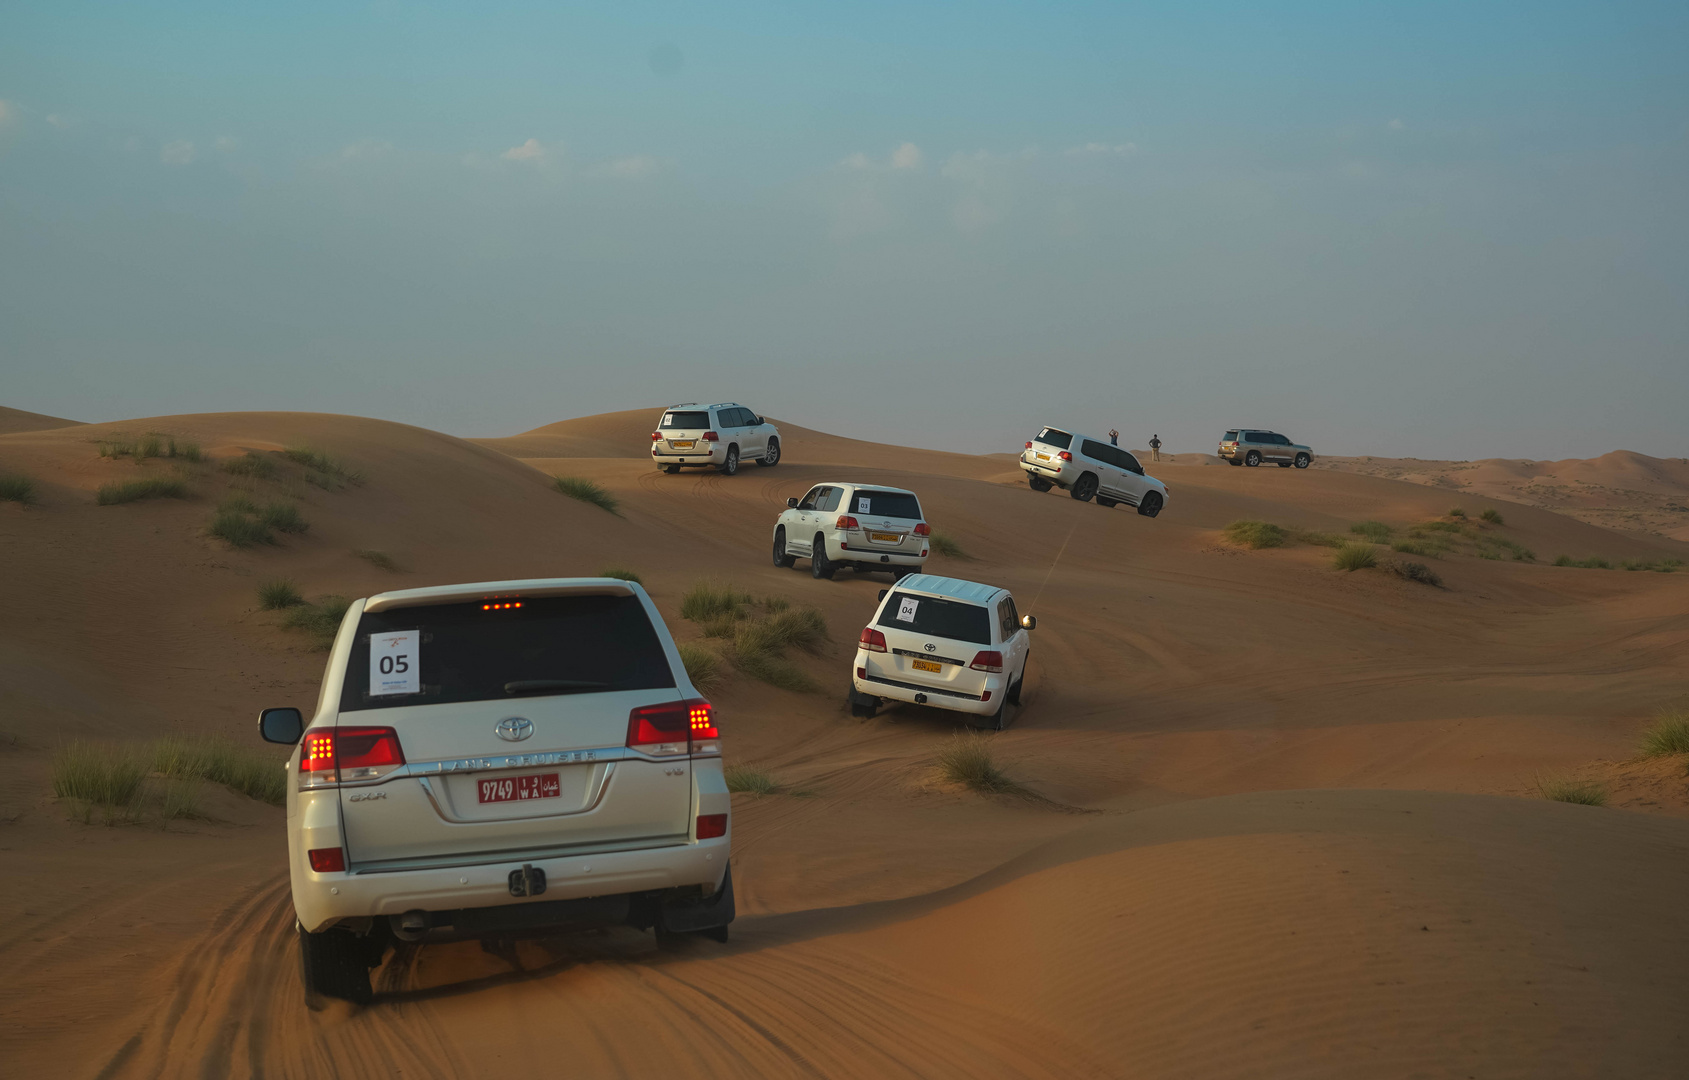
[364,578,637,614]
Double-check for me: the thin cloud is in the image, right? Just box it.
[215,136,238,152]
[599,154,663,179]
[161,140,195,165]
[890,142,923,170]
[502,138,547,163]
[1388,118,1404,131]
[839,142,924,171]
[1065,142,1137,157]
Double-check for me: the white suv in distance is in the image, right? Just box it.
[848,574,1034,731]
[651,403,781,475]
[772,482,930,580]
[1019,426,1169,517]
[257,577,733,1006]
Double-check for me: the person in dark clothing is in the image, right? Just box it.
[1149,434,1162,461]
[1108,429,1119,446]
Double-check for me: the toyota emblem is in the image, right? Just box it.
[495,717,534,742]
[923,643,937,652]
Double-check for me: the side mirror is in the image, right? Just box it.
[878,589,889,601]
[259,707,304,745]
[786,497,798,508]
[755,417,765,425]
[1020,615,1037,631]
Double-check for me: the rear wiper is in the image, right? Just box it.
[503,679,608,696]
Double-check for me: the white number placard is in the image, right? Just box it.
[857,496,871,514]
[370,631,420,696]
[896,597,919,623]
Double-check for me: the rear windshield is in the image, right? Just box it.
[848,490,922,520]
[876,592,992,644]
[1223,430,1239,441]
[1034,428,1072,449]
[661,411,710,430]
[341,594,674,712]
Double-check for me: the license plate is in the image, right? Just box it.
[670,440,695,449]
[911,659,942,673]
[870,532,902,543]
[478,773,561,803]
[1035,452,1050,461]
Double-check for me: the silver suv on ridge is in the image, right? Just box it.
[1218,429,1313,469]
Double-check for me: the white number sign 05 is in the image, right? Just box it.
[370,631,420,696]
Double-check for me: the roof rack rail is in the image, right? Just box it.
[666,402,698,408]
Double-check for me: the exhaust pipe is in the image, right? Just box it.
[914,693,927,704]
[392,910,431,942]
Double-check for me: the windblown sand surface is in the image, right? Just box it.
[0,404,83,435]
[2,408,1687,1078]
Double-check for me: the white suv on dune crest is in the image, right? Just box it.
[1019,426,1169,517]
[651,403,780,475]
[259,577,733,1007]
[773,482,930,580]
[848,574,1035,731]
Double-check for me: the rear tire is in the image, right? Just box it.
[1007,659,1027,705]
[1228,459,1243,467]
[810,535,835,579]
[1245,451,1261,467]
[772,528,795,568]
[1070,473,1098,502]
[662,464,681,474]
[718,446,739,475]
[1027,475,1053,492]
[1137,492,1163,518]
[1294,453,1310,469]
[982,693,1010,731]
[849,685,879,718]
[299,923,375,1008]
[757,438,781,467]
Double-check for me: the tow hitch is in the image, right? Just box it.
[509,864,546,897]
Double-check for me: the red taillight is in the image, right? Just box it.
[628,698,715,756]
[1025,441,1033,449]
[696,814,727,840]
[299,726,405,787]
[859,627,887,653]
[702,431,719,442]
[1058,451,1073,462]
[913,523,931,537]
[651,431,661,441]
[308,847,345,873]
[836,515,859,530]
[301,729,336,774]
[969,650,1004,673]
[856,666,867,679]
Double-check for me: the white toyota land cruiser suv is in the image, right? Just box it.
[772,481,930,580]
[258,577,733,1006]
[1019,426,1169,517]
[651,403,781,475]
[847,574,1035,730]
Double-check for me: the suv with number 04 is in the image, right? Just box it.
[651,403,781,475]
[257,577,733,1007]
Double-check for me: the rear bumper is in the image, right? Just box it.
[852,654,1000,717]
[653,445,725,465]
[1019,457,1066,485]
[828,535,926,564]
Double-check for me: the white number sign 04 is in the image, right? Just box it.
[370,631,420,696]
[895,596,919,623]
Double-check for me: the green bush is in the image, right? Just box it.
[257,579,305,610]
[1385,560,1442,587]
[725,764,781,795]
[150,735,288,806]
[96,477,190,505]
[1536,774,1606,806]
[354,549,399,571]
[1349,521,1391,542]
[222,451,278,480]
[554,476,619,515]
[208,508,275,547]
[52,741,147,811]
[928,529,967,559]
[136,434,163,460]
[1422,520,1465,534]
[1289,529,1344,548]
[281,596,351,650]
[0,475,38,506]
[1480,508,1504,525]
[167,438,202,462]
[1554,555,1612,569]
[735,607,827,657]
[1223,520,1286,549]
[97,437,137,459]
[676,641,721,690]
[1391,539,1443,559]
[1448,507,1467,519]
[681,580,753,623]
[935,733,1025,795]
[599,566,642,583]
[1332,543,1378,571]
[733,649,817,692]
[1639,710,1689,758]
[258,501,309,534]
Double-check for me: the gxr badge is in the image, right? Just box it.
[495,717,533,742]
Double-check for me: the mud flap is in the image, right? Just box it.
[660,865,736,933]
[848,686,881,710]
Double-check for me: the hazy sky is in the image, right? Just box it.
[3,1,1686,460]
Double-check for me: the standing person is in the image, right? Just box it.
[1149,434,1162,461]
[1109,428,1119,446]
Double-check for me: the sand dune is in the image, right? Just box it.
[3,406,1688,1077]
[0,404,84,434]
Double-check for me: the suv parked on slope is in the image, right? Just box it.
[1218,429,1312,468]
[258,577,733,1006]
[848,574,1035,731]
[651,403,781,475]
[774,482,930,580]
[1019,426,1169,517]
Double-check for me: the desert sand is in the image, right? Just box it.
[2,407,1686,1078]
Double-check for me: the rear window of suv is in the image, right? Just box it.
[876,592,992,644]
[849,490,922,519]
[1034,428,1072,450]
[1223,430,1239,441]
[341,593,675,711]
[661,411,710,429]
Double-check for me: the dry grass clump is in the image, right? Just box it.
[52,741,148,822]
[1288,528,1344,548]
[354,549,399,571]
[1384,560,1443,587]
[1223,520,1286,549]
[208,496,306,547]
[151,735,288,806]
[51,734,290,824]
[735,607,827,657]
[681,580,754,624]
[1448,507,1467,519]
[96,476,189,505]
[554,476,619,515]
[935,733,1027,795]
[1332,543,1378,571]
[281,595,352,650]
[733,645,818,693]
[1618,557,1681,573]
[599,565,642,583]
[222,451,278,480]
[1535,774,1607,806]
[0,475,38,506]
[679,581,824,690]
[1391,538,1445,559]
[259,501,308,534]
[928,529,967,559]
[1481,508,1505,524]
[1638,709,1689,758]
[283,446,364,489]
[1554,554,1611,569]
[675,641,721,691]
[724,764,782,795]
[257,579,305,610]
[1349,521,1392,542]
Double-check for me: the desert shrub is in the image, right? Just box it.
[1477,550,1502,561]
[281,596,351,650]
[1350,521,1392,542]
[928,529,967,559]
[257,579,305,610]
[1332,543,1378,571]
[681,581,754,623]
[208,506,275,548]
[735,607,827,657]
[1478,537,1535,561]
[1289,529,1344,548]
[135,434,163,460]
[935,733,1024,795]
[1448,507,1467,519]
[168,439,203,462]
[258,501,308,534]
[724,764,781,795]
[599,565,642,583]
[1223,520,1286,549]
[150,735,288,806]
[676,641,721,690]
[222,452,278,480]
[1536,774,1607,806]
[0,475,38,506]
[1422,520,1465,534]
[52,741,147,812]
[282,446,363,489]
[1639,709,1689,758]
[354,549,399,571]
[554,476,619,515]
[1391,539,1443,558]
[1554,555,1612,569]
[1385,560,1443,587]
[733,649,817,692]
[1480,508,1504,525]
[97,437,137,459]
[96,477,189,505]
[158,777,204,821]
